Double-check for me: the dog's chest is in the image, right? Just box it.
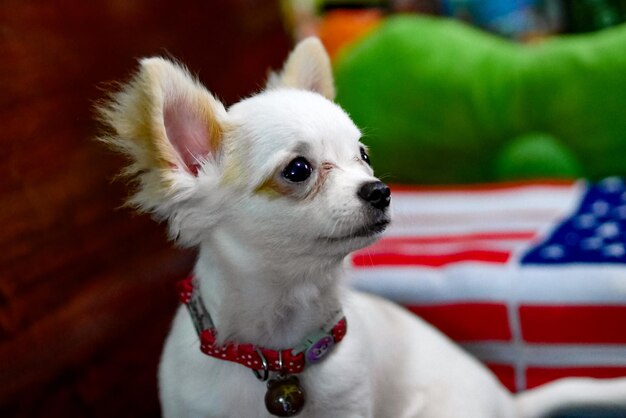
[168,361,370,417]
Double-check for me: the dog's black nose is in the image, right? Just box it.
[358,181,391,210]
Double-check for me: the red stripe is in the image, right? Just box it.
[390,179,575,194]
[526,366,626,389]
[486,363,517,393]
[520,305,626,344]
[406,303,512,342]
[352,250,511,267]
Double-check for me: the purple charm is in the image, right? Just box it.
[305,334,334,364]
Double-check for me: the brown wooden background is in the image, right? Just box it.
[0,1,290,416]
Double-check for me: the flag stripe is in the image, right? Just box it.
[464,342,626,366]
[353,250,511,267]
[366,232,537,245]
[385,221,555,237]
[520,305,626,344]
[389,179,576,194]
[350,261,626,304]
[406,303,512,341]
[387,182,582,239]
[349,265,514,304]
[467,343,626,390]
[486,363,517,392]
[526,366,626,389]
[390,183,581,216]
[391,211,567,224]
[517,266,626,304]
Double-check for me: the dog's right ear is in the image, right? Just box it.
[97,58,227,216]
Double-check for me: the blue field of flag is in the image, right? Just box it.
[523,178,626,265]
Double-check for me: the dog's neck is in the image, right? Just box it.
[193,229,346,349]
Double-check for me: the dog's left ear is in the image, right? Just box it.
[267,37,335,100]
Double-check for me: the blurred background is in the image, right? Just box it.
[1,1,290,416]
[2,0,626,416]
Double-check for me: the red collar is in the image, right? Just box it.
[177,277,347,375]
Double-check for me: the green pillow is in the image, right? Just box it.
[334,16,626,183]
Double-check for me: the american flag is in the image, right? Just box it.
[349,178,626,392]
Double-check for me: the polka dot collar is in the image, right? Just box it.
[177,277,347,374]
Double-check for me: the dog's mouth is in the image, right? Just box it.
[320,218,390,242]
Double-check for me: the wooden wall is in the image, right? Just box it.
[0,1,290,416]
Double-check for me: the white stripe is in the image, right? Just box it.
[348,264,515,303]
[385,217,558,237]
[463,342,626,367]
[386,182,584,237]
[391,183,582,217]
[516,265,626,304]
[348,264,626,304]
[505,293,526,391]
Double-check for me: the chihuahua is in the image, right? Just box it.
[99,38,626,417]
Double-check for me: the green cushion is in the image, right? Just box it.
[334,16,626,184]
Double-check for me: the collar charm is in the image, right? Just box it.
[177,276,347,417]
[265,374,305,416]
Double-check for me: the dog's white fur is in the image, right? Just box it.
[99,38,626,417]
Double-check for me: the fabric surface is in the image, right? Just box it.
[334,16,626,183]
[349,178,626,392]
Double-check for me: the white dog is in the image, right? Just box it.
[99,38,626,417]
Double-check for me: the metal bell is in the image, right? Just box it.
[264,375,305,417]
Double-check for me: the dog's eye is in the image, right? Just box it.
[360,147,371,166]
[282,157,312,183]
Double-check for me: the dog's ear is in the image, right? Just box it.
[267,37,335,100]
[97,57,226,215]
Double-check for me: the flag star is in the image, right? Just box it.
[574,214,596,229]
[603,243,625,258]
[541,245,565,259]
[591,200,610,216]
[596,222,620,239]
[600,177,624,193]
[580,236,603,251]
